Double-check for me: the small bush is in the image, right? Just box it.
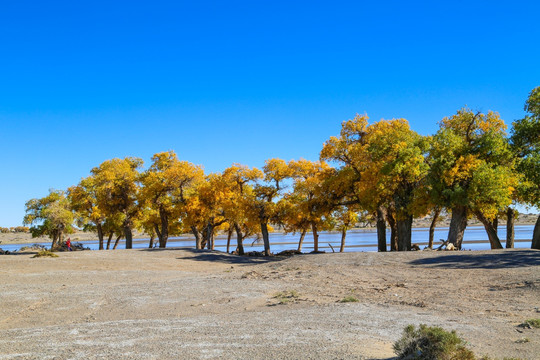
[394,324,475,360]
[273,290,299,304]
[518,318,540,329]
[340,296,359,303]
[32,250,59,258]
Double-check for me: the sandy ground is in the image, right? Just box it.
[0,248,539,359]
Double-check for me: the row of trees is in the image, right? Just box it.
[23,87,540,252]
[0,226,29,233]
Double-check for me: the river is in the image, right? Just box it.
[1,225,535,253]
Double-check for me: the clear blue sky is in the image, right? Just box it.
[1,1,539,226]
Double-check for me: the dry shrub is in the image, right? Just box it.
[393,324,475,360]
[32,250,59,258]
[518,318,540,329]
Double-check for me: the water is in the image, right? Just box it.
[1,225,534,253]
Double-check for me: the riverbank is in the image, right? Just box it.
[0,248,538,359]
[1,213,538,247]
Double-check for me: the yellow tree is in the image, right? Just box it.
[253,158,293,256]
[321,115,387,251]
[278,195,311,251]
[183,192,207,249]
[321,115,429,251]
[137,205,160,248]
[68,176,106,250]
[364,119,429,251]
[288,159,334,253]
[332,205,359,252]
[222,164,263,255]
[429,108,517,249]
[193,173,229,250]
[91,157,143,249]
[140,151,204,248]
[23,189,75,249]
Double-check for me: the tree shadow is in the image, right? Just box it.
[409,249,540,269]
[175,248,286,265]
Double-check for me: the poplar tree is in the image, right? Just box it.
[429,108,517,249]
[23,189,75,249]
[511,86,540,249]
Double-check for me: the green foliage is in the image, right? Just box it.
[393,324,475,360]
[340,295,359,303]
[32,250,59,258]
[511,86,540,207]
[428,108,516,219]
[23,189,75,248]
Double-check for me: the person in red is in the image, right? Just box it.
[66,238,72,251]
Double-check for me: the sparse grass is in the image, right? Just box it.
[32,250,59,258]
[518,318,540,329]
[340,295,359,303]
[394,324,475,360]
[272,290,299,304]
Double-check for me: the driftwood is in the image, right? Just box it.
[433,239,456,251]
[328,243,336,253]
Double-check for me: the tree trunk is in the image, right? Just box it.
[148,235,155,249]
[297,228,307,252]
[202,222,214,250]
[340,228,347,252]
[191,226,202,250]
[260,222,271,256]
[226,227,233,253]
[154,224,162,243]
[51,232,59,250]
[506,207,515,249]
[387,211,398,251]
[475,211,503,249]
[234,222,244,255]
[124,225,133,249]
[106,232,113,250]
[532,215,540,250]
[58,230,64,248]
[447,206,468,250]
[113,235,123,250]
[376,206,387,252]
[428,208,441,249]
[397,215,413,251]
[159,209,169,248]
[97,223,104,250]
[311,222,319,252]
[492,217,498,233]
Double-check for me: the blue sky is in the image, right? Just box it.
[1,1,539,226]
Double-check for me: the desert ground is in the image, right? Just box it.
[0,248,539,359]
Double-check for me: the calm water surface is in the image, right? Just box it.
[2,225,534,253]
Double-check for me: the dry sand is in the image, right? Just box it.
[0,248,539,359]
